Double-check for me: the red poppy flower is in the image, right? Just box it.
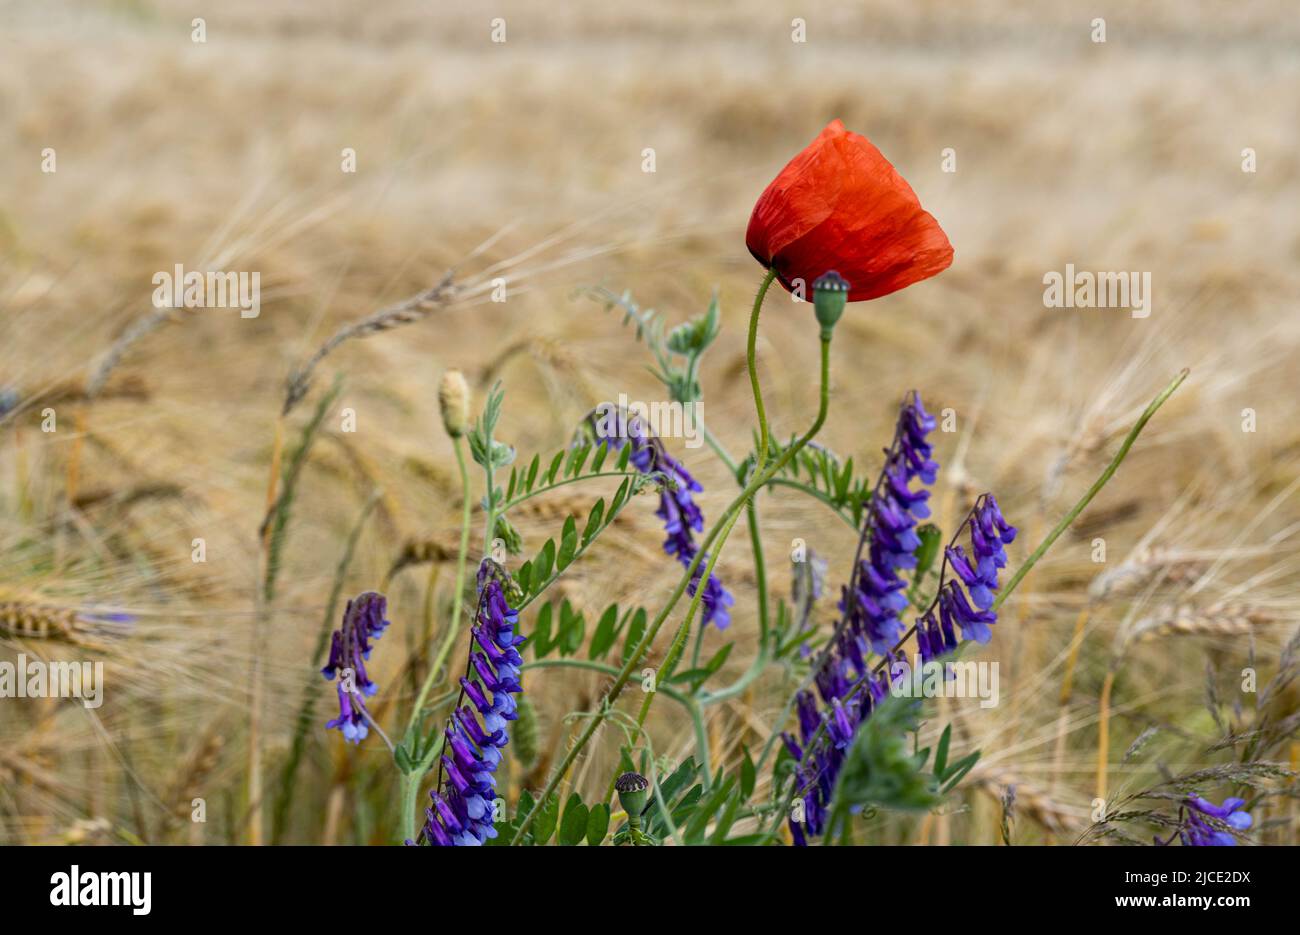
[746,120,953,302]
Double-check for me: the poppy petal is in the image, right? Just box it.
[747,119,954,302]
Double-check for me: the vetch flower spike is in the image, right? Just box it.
[321,591,390,744]
[415,569,524,846]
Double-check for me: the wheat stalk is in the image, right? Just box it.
[282,271,457,416]
[0,599,130,651]
[1131,602,1278,642]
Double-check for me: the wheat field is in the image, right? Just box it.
[1,0,1298,846]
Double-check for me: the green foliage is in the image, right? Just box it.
[493,790,611,846]
[830,696,941,823]
[468,382,514,473]
[528,599,647,663]
[764,438,874,527]
[586,286,721,403]
[513,479,632,605]
[820,699,982,841]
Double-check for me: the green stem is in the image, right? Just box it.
[645,335,832,729]
[399,439,474,842]
[497,470,643,513]
[748,498,770,633]
[749,269,777,470]
[992,368,1189,611]
[405,439,474,739]
[510,292,825,846]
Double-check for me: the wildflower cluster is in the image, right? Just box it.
[321,591,390,743]
[917,494,1018,660]
[783,394,1020,845]
[783,394,937,844]
[594,409,734,629]
[416,567,524,846]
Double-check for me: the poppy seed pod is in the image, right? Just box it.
[812,271,849,337]
[438,370,469,438]
[614,771,650,819]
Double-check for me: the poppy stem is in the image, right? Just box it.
[749,268,777,470]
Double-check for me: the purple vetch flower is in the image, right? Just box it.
[415,569,525,846]
[1181,795,1253,846]
[591,407,734,629]
[321,591,390,744]
[937,494,1017,645]
[838,393,937,655]
[785,392,937,845]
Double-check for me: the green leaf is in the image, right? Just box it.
[581,499,605,545]
[615,444,632,471]
[740,747,756,799]
[940,752,981,794]
[913,524,943,581]
[532,794,560,845]
[622,607,647,665]
[684,775,735,842]
[546,450,565,485]
[531,602,554,658]
[533,539,556,587]
[559,793,589,846]
[609,477,631,515]
[586,803,610,845]
[588,604,620,660]
[525,453,540,492]
[559,602,585,656]
[933,724,952,779]
[702,642,733,676]
[557,515,578,570]
[568,443,592,478]
[708,783,743,845]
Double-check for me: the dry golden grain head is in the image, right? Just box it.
[0,600,81,644]
[164,730,226,827]
[388,536,460,577]
[0,599,131,651]
[1089,547,1208,602]
[1132,602,1278,642]
[974,771,1086,837]
[438,369,470,438]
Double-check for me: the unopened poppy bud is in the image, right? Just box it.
[813,271,849,337]
[614,771,650,820]
[438,370,469,438]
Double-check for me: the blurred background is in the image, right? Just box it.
[1,0,1297,844]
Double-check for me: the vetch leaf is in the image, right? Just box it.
[559,793,589,846]
[586,803,610,845]
[588,603,620,660]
